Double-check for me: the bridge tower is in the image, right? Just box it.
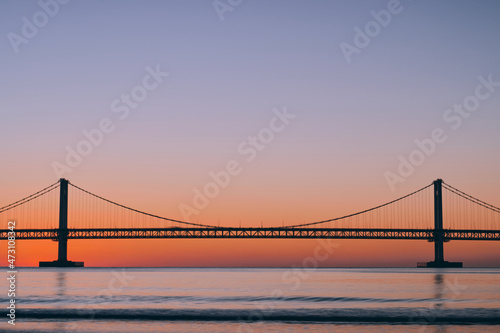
[39,179,84,267]
[420,179,462,268]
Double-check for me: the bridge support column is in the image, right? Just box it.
[419,179,462,268]
[39,179,84,267]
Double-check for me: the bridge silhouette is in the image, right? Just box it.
[1,178,499,268]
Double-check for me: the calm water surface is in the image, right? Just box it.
[3,267,500,332]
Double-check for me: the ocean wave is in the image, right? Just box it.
[0,294,470,305]
[13,308,500,324]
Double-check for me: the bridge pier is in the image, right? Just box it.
[39,179,83,268]
[418,179,462,268]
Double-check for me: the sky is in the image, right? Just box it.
[1,0,499,267]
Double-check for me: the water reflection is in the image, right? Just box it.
[56,271,66,297]
[55,271,68,332]
[433,273,444,309]
[431,274,447,333]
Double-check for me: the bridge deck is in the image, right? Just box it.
[1,228,499,241]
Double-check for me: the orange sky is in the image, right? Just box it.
[1,174,500,267]
[3,238,500,267]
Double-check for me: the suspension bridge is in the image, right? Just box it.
[1,178,499,267]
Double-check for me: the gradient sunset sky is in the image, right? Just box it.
[1,0,499,267]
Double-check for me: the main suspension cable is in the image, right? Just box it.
[287,183,434,228]
[0,181,60,213]
[68,182,218,228]
[443,182,500,214]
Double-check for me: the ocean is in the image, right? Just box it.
[3,267,500,332]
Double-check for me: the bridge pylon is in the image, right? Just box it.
[418,179,462,268]
[39,178,84,267]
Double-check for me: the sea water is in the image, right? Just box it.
[2,267,499,332]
